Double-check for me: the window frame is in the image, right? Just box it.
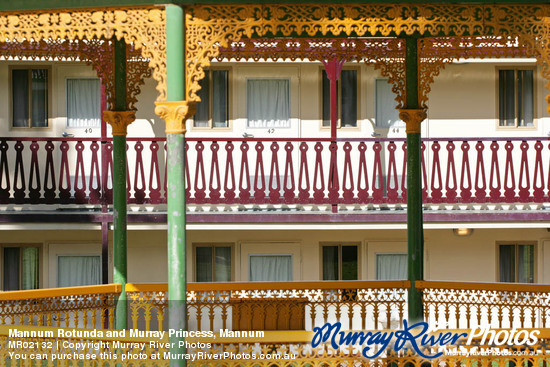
[320,242,360,281]
[191,67,232,131]
[56,253,102,287]
[193,243,234,282]
[320,67,361,130]
[9,65,52,130]
[496,66,537,130]
[0,244,41,291]
[496,242,537,283]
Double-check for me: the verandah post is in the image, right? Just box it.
[154,4,196,367]
[399,36,427,324]
[103,38,135,330]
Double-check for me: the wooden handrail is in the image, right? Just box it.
[417,280,550,292]
[0,284,121,301]
[126,280,411,293]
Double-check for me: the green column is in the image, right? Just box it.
[165,5,187,367]
[404,36,424,324]
[112,38,128,330]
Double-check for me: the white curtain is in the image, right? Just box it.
[67,78,101,128]
[376,254,407,280]
[249,255,292,281]
[58,255,101,287]
[375,79,404,128]
[247,79,290,128]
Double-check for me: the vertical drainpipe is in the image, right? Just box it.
[399,36,427,324]
[104,38,135,330]
[153,5,195,367]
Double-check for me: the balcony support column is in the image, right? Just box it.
[154,5,196,367]
[103,37,135,330]
[400,36,427,324]
[322,59,344,213]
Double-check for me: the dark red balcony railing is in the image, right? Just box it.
[0,137,548,206]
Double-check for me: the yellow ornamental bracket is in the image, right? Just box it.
[399,109,427,134]
[154,100,197,134]
[103,110,136,136]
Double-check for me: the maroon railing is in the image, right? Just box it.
[0,137,548,205]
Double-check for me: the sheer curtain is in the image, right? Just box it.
[376,254,407,280]
[58,255,101,287]
[375,79,403,128]
[247,79,290,128]
[249,255,292,281]
[66,78,101,128]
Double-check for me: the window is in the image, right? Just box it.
[322,244,358,280]
[322,70,357,128]
[499,244,535,283]
[249,254,292,281]
[66,78,101,128]
[376,253,407,280]
[194,69,229,128]
[498,69,534,127]
[195,245,232,282]
[375,79,405,129]
[11,68,49,128]
[3,246,39,291]
[247,79,290,128]
[57,255,101,287]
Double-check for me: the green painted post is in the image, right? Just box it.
[165,5,187,367]
[113,38,128,330]
[404,36,424,324]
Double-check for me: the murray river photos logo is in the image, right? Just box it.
[311,320,540,359]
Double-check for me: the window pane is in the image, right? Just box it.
[517,70,534,127]
[212,70,228,128]
[247,79,290,128]
[322,246,338,280]
[196,247,213,282]
[249,255,292,281]
[376,79,403,128]
[340,70,357,127]
[58,256,100,287]
[12,69,29,127]
[214,246,231,281]
[499,245,515,282]
[341,245,358,280]
[518,245,534,283]
[194,72,210,127]
[67,79,101,128]
[31,69,48,127]
[21,247,39,290]
[499,70,515,127]
[322,70,333,127]
[376,254,407,280]
[3,248,20,291]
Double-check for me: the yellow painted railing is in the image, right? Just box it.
[126,280,410,332]
[1,324,550,367]
[417,280,550,329]
[1,281,550,335]
[0,284,120,329]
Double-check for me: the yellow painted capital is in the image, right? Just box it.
[546,95,550,115]
[103,111,136,136]
[154,101,196,135]
[398,109,428,134]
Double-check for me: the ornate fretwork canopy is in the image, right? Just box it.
[0,6,166,103]
[186,3,550,110]
[0,39,151,110]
